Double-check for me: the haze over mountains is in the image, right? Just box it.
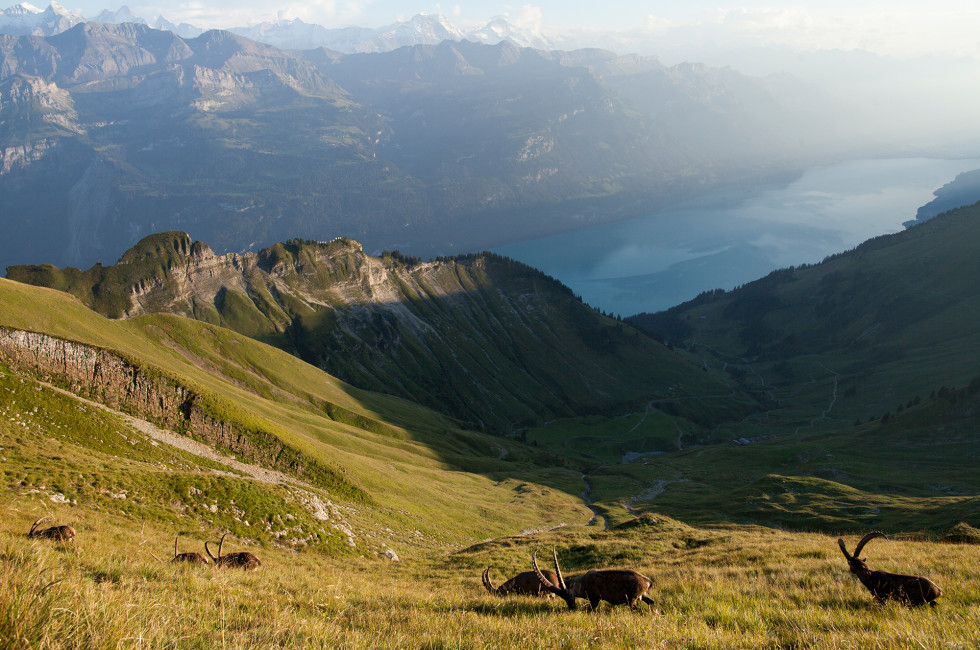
[1,3,562,51]
[7,2,980,151]
[3,6,980,645]
[0,17,858,273]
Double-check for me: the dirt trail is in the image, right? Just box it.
[580,473,610,530]
[41,381,313,488]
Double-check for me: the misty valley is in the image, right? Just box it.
[3,5,980,649]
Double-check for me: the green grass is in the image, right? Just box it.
[3,264,980,646]
[0,278,589,551]
[630,203,980,436]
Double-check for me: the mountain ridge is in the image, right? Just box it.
[9,231,754,434]
[1,5,552,52]
[627,201,980,428]
[0,22,826,272]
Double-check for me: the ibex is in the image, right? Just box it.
[205,533,261,570]
[482,567,559,598]
[27,516,75,542]
[838,532,943,606]
[172,535,209,565]
[532,547,655,610]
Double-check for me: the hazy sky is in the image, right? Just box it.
[54,1,980,58]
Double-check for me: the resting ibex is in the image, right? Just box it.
[206,533,261,570]
[482,567,559,598]
[838,532,943,606]
[27,516,75,542]
[172,535,209,565]
[532,547,654,610]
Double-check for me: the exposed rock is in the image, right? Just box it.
[0,326,359,497]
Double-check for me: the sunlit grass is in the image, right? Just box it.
[2,509,978,649]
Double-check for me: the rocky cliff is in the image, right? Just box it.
[0,326,368,500]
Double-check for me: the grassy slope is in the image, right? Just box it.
[0,277,589,551]
[591,204,980,532]
[2,265,980,645]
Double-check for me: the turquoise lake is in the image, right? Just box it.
[493,157,980,316]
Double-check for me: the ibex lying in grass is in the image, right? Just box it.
[206,533,261,570]
[532,547,655,610]
[172,535,209,565]
[27,516,75,542]
[838,532,943,606]
[482,567,559,598]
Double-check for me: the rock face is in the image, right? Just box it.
[9,231,739,433]
[0,326,363,498]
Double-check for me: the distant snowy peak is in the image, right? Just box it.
[231,13,468,54]
[468,16,554,50]
[0,2,83,36]
[0,6,553,56]
[3,3,43,15]
[150,16,203,39]
[360,13,465,52]
[93,5,144,25]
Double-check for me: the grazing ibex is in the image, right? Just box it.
[27,516,75,542]
[172,535,209,565]
[482,567,559,598]
[206,533,261,570]
[838,532,943,606]
[532,547,654,610]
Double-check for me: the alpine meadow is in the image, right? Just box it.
[3,3,980,649]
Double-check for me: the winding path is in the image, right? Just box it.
[39,380,313,488]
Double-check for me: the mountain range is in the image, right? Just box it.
[0,3,555,52]
[6,231,755,435]
[6,201,980,536]
[0,21,843,271]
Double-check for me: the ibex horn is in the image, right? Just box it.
[532,550,557,589]
[481,568,497,594]
[853,531,886,558]
[552,546,567,591]
[30,516,50,535]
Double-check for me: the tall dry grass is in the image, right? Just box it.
[2,513,979,649]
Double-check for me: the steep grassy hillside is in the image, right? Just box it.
[592,203,980,534]
[628,201,980,432]
[0,277,590,552]
[8,232,754,434]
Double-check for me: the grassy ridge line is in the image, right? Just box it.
[0,366,361,554]
[0,362,582,558]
